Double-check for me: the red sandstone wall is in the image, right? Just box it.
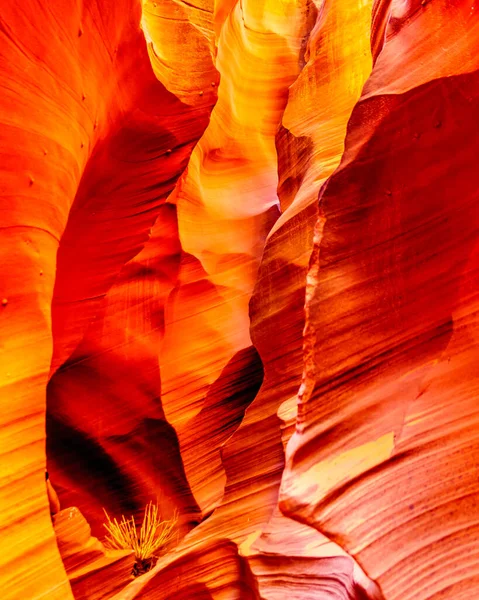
[1,1,478,599]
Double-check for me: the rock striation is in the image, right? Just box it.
[0,0,478,599]
[280,2,479,600]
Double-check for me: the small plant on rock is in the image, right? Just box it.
[103,501,178,576]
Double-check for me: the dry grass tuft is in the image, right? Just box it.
[103,501,178,575]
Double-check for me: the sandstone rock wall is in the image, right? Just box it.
[1,1,477,599]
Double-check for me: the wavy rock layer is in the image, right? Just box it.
[281,2,479,600]
[54,507,134,600]
[1,0,478,599]
[0,0,210,597]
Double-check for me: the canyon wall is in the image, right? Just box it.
[280,2,479,599]
[0,0,477,599]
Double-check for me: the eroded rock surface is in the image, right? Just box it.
[1,0,478,599]
[280,3,479,600]
[54,507,134,599]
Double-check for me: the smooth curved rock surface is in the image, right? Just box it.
[1,0,478,599]
[54,507,134,599]
[280,2,479,600]
[0,0,209,596]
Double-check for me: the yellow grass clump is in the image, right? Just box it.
[103,502,178,575]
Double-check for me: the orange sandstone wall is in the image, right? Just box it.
[1,0,478,599]
[280,2,479,599]
[0,0,214,597]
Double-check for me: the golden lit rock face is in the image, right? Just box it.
[280,3,479,600]
[1,1,478,600]
[140,0,218,104]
